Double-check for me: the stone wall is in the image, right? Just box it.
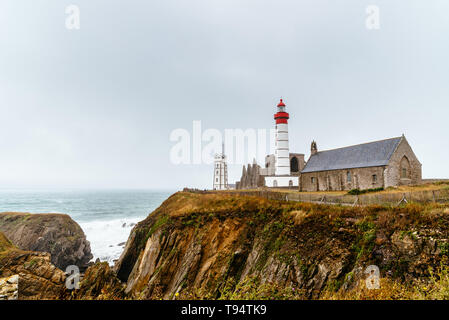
[300,166,385,191]
[384,137,422,187]
[289,153,305,175]
[261,155,275,176]
[262,153,305,176]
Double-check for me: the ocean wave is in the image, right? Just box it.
[79,216,145,265]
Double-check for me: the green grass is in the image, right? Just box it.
[347,188,384,195]
[438,242,449,256]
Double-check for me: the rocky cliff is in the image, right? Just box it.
[115,191,449,299]
[0,212,93,271]
[2,191,449,300]
[69,262,126,300]
[0,231,124,300]
[0,231,67,299]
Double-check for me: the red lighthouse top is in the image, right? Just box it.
[274,99,289,124]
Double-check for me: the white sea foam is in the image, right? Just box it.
[79,216,146,265]
[0,189,174,266]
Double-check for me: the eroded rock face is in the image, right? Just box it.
[0,212,93,271]
[115,192,449,300]
[0,232,66,300]
[69,262,126,300]
[1,232,126,300]
[0,275,19,300]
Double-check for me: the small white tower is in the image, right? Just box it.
[213,143,229,190]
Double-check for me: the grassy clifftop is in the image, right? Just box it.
[115,191,449,300]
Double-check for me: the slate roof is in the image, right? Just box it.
[301,137,402,173]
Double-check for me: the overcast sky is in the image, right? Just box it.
[0,0,448,190]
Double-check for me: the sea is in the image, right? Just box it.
[0,189,175,264]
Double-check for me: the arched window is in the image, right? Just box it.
[400,156,411,179]
[347,171,351,183]
[273,180,278,187]
[290,157,299,172]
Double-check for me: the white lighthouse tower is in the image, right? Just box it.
[274,99,291,176]
[264,99,298,188]
[213,143,229,190]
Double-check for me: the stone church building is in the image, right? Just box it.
[236,135,422,191]
[300,135,422,191]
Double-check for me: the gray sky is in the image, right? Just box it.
[0,0,448,190]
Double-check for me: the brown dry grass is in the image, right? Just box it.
[167,191,449,219]
[226,181,449,196]
[288,210,308,225]
[321,277,412,300]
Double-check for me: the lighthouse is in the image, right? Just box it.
[274,99,291,176]
[213,143,229,190]
[264,99,299,188]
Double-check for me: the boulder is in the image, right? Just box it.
[391,231,420,257]
[0,212,93,271]
[70,262,126,300]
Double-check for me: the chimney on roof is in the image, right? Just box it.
[311,140,318,156]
